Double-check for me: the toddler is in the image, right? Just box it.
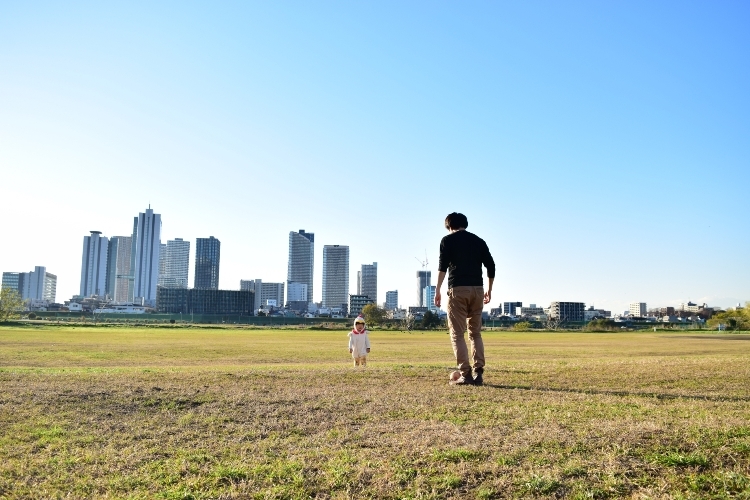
[348,315,371,367]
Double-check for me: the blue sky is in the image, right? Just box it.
[1,1,748,313]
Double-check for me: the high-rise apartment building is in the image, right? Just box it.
[133,207,162,306]
[357,262,377,304]
[422,285,437,311]
[322,245,349,308]
[79,231,109,297]
[194,237,220,289]
[286,282,308,302]
[385,290,398,311]
[416,270,431,307]
[287,230,314,304]
[106,236,133,302]
[240,279,285,312]
[3,267,57,302]
[629,302,647,318]
[159,238,190,289]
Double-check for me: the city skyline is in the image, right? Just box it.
[1,3,747,313]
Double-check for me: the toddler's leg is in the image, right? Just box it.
[361,356,367,368]
[354,357,359,367]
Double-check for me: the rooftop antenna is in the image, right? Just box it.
[415,250,428,270]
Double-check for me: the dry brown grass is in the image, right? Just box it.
[1,325,749,499]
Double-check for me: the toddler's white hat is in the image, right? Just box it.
[354,315,365,325]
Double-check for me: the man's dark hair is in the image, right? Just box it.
[445,212,468,230]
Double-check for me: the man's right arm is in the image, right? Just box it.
[435,271,446,308]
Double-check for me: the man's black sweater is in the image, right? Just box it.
[438,230,495,289]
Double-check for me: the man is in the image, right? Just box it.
[434,212,495,386]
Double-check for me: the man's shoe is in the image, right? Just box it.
[472,371,484,386]
[449,373,475,386]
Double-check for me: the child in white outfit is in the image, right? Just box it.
[348,315,371,367]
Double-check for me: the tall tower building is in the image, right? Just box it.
[322,245,349,308]
[194,236,220,289]
[287,230,314,304]
[80,231,109,297]
[357,262,378,304]
[106,236,133,302]
[416,270,431,307]
[159,238,191,289]
[133,207,162,306]
[385,290,398,311]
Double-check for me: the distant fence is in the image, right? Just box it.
[30,311,353,326]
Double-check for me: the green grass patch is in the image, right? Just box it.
[1,325,749,497]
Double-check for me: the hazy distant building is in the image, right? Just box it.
[159,238,191,289]
[240,279,284,312]
[518,304,545,317]
[286,282,309,312]
[349,294,374,317]
[504,301,522,316]
[679,302,700,313]
[106,236,132,301]
[629,302,647,318]
[416,270,431,307]
[80,231,109,297]
[4,266,57,302]
[133,207,162,306]
[194,236,220,289]
[385,290,398,311]
[287,230,314,304]
[423,285,437,312]
[357,262,377,304]
[322,245,349,308]
[548,302,585,322]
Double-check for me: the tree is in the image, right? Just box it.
[513,321,532,331]
[0,288,24,322]
[421,310,443,329]
[707,303,750,332]
[361,303,386,326]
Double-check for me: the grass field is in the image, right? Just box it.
[1,324,749,499]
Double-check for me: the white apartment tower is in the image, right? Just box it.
[357,262,377,304]
[287,230,314,304]
[629,302,647,318]
[385,290,398,311]
[106,236,133,302]
[158,238,190,289]
[80,231,109,297]
[423,285,437,312]
[133,206,162,306]
[322,245,349,309]
[29,266,57,302]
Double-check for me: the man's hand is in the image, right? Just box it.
[483,289,492,304]
[434,290,442,308]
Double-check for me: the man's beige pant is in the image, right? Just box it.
[447,286,485,377]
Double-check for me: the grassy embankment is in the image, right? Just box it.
[1,324,749,499]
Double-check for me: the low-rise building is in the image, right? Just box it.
[349,294,374,317]
[548,302,585,322]
[156,287,254,314]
